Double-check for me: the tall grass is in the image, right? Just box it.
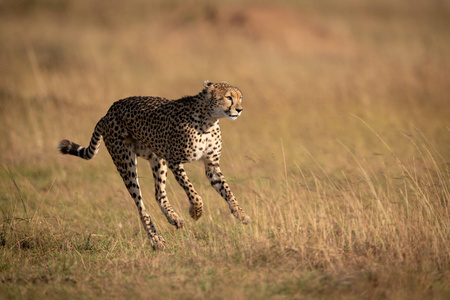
[1,0,449,298]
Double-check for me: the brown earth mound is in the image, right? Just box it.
[205,5,356,55]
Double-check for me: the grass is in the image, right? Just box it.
[1,0,450,298]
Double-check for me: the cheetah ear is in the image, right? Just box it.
[203,80,213,88]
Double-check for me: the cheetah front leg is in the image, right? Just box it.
[168,163,204,221]
[149,155,185,228]
[204,161,251,224]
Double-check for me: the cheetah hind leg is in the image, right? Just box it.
[105,138,166,250]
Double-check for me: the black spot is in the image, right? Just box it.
[210,180,221,186]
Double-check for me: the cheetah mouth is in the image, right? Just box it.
[225,111,241,120]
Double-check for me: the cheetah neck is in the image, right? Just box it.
[188,92,220,125]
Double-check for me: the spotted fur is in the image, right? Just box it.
[58,81,250,250]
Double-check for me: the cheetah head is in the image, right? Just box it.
[203,80,243,121]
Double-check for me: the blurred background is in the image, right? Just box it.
[1,0,449,168]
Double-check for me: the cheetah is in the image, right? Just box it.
[58,80,250,250]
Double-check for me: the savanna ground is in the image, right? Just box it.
[1,0,449,299]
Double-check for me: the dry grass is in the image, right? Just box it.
[1,0,450,299]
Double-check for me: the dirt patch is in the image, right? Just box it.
[207,5,356,55]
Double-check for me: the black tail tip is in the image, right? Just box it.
[57,139,72,154]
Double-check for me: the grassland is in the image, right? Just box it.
[1,0,449,299]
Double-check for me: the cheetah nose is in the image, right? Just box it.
[236,108,243,113]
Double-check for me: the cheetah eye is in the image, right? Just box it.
[226,96,233,101]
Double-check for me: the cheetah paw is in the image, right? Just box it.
[169,214,185,229]
[150,235,167,251]
[232,209,251,224]
[238,213,251,224]
[189,205,203,221]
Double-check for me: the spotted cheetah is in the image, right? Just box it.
[58,80,250,250]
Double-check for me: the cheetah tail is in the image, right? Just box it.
[58,119,104,160]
